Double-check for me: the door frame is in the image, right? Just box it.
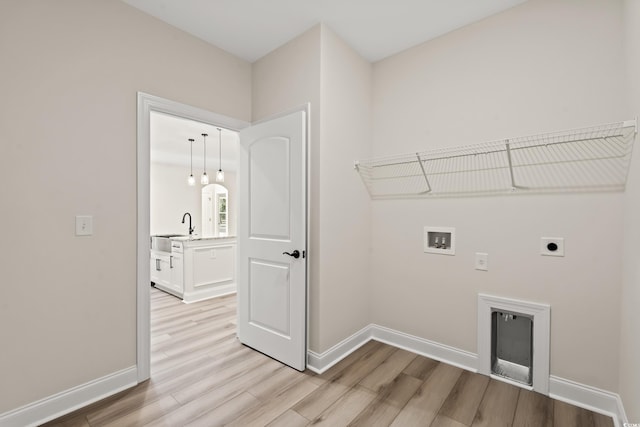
[136,92,249,381]
[136,92,311,381]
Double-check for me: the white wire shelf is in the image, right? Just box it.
[355,119,637,199]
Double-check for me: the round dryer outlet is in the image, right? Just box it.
[540,237,564,257]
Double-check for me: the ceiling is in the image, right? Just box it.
[122,0,528,63]
[145,1,528,169]
[151,111,238,172]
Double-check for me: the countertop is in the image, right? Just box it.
[171,235,236,242]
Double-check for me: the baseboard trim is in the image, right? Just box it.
[183,284,236,304]
[305,324,476,374]
[306,325,372,374]
[306,323,627,426]
[0,366,138,427]
[370,324,478,373]
[549,376,627,427]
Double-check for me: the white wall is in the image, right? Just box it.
[151,163,203,236]
[0,0,250,414]
[151,164,237,237]
[371,0,627,392]
[620,0,640,420]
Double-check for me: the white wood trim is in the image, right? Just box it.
[306,325,373,374]
[617,395,629,426]
[370,324,478,373]
[549,376,626,427]
[477,293,550,394]
[0,367,137,427]
[136,92,250,382]
[306,324,477,375]
[136,93,152,382]
[301,102,312,371]
[182,285,237,304]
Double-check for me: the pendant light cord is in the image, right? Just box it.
[202,133,207,172]
[189,138,194,174]
[218,128,222,172]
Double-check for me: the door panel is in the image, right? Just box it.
[249,136,290,240]
[238,110,306,371]
[249,259,290,337]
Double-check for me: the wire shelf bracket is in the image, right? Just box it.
[356,119,637,199]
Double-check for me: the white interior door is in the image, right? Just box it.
[238,110,307,371]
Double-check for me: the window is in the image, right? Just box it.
[217,193,228,236]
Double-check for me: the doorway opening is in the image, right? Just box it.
[137,92,249,381]
[137,93,310,381]
[149,111,239,304]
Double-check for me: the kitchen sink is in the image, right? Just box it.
[151,235,187,252]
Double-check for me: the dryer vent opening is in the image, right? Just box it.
[491,310,533,386]
[478,294,550,394]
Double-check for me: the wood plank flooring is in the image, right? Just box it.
[44,287,614,427]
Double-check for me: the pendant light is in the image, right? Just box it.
[201,133,209,185]
[216,127,224,183]
[187,138,195,186]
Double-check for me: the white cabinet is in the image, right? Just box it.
[150,250,172,290]
[182,241,235,303]
[171,242,184,296]
[151,249,183,298]
[151,237,236,303]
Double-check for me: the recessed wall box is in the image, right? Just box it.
[424,226,455,255]
[540,237,564,257]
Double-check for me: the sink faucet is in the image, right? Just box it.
[181,212,194,235]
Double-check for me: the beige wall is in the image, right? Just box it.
[317,28,372,350]
[620,0,640,420]
[370,0,627,391]
[252,25,372,352]
[0,0,251,413]
[251,25,324,350]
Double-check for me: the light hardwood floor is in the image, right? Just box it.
[45,287,613,427]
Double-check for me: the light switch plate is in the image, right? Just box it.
[76,215,93,236]
[475,252,489,271]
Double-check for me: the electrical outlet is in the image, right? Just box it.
[475,252,489,271]
[76,215,93,236]
[541,237,564,257]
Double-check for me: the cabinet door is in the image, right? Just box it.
[150,256,160,284]
[156,254,172,288]
[170,253,184,294]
